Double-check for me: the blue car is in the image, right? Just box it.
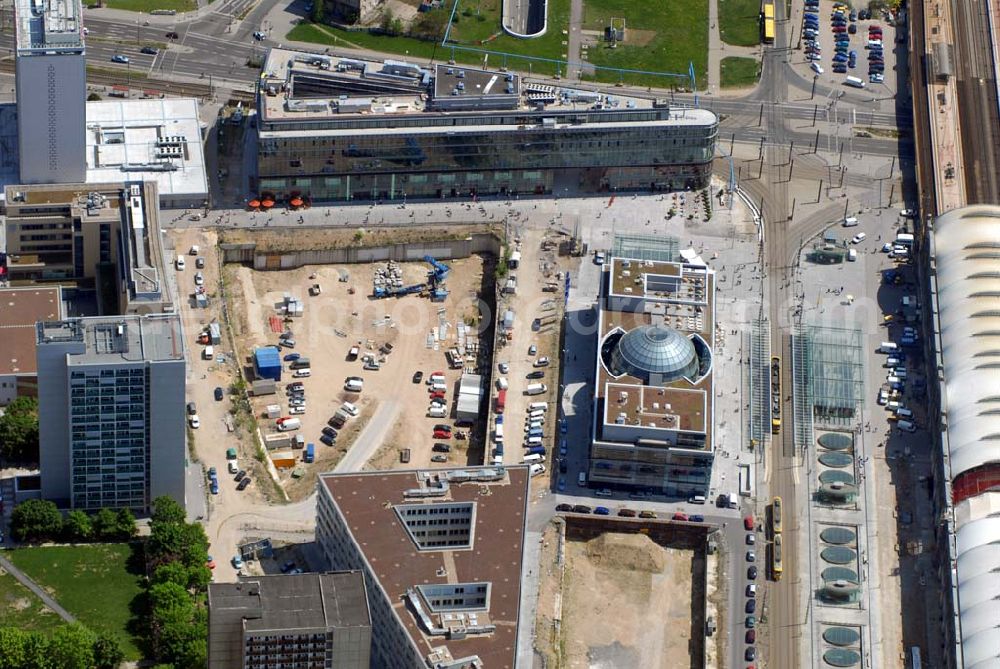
[594,506,611,516]
[833,54,848,63]
[283,352,301,361]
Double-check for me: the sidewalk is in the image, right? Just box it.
[707,0,762,95]
[0,553,77,624]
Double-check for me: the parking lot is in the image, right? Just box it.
[489,225,571,477]
[797,0,901,96]
[222,253,491,493]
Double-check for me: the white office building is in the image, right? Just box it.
[36,314,186,513]
[14,0,87,184]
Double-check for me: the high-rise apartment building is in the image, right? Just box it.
[35,314,186,512]
[207,572,372,669]
[14,0,87,184]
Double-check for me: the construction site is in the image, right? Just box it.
[533,515,715,669]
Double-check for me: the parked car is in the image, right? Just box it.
[237,478,252,491]
[232,555,244,569]
[214,387,224,401]
[744,515,755,530]
[618,508,637,517]
[745,646,757,661]
[187,401,197,415]
[748,566,758,580]
[594,506,611,516]
[189,415,200,429]
[235,470,246,482]
[639,510,657,518]
[571,505,592,514]
[526,370,545,379]
[412,371,423,383]
[745,615,756,629]
[433,429,451,439]
[556,503,573,512]
[431,454,448,463]
[672,512,689,521]
[745,599,756,614]
[320,434,335,446]
[140,46,159,55]
[533,357,550,367]
[746,630,756,644]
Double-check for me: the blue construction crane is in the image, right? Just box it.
[372,257,450,300]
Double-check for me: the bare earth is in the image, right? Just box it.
[562,533,695,669]
[230,254,488,494]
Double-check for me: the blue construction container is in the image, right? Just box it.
[254,347,282,381]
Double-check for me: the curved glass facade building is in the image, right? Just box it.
[255,51,719,202]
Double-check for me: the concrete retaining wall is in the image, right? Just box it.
[220,233,501,270]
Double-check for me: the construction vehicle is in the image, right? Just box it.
[372,256,450,301]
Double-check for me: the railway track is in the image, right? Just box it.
[0,60,254,102]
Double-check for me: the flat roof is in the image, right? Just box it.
[596,257,716,449]
[15,0,84,52]
[85,99,207,203]
[208,571,370,634]
[319,467,529,667]
[0,287,63,375]
[259,48,716,129]
[36,314,183,364]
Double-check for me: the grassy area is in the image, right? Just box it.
[720,56,761,88]
[718,0,762,46]
[100,0,196,11]
[0,568,60,632]
[287,0,571,75]
[6,544,145,660]
[580,0,708,89]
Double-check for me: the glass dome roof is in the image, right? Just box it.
[610,325,699,382]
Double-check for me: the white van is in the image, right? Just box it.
[176,255,186,270]
[528,410,545,420]
[895,407,914,419]
[202,345,214,360]
[429,374,446,384]
[525,436,543,446]
[277,417,301,431]
[879,342,899,353]
[844,75,866,88]
[898,420,917,433]
[344,378,364,392]
[842,216,859,227]
[893,367,908,379]
[526,421,543,431]
[689,494,706,505]
[526,383,547,396]
[847,249,858,262]
[528,402,548,412]
[428,406,447,418]
[496,377,509,390]
[529,463,546,477]
[522,453,545,464]
[431,382,447,392]
[292,368,311,378]
[810,62,824,75]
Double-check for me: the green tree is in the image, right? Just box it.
[115,508,138,539]
[150,496,186,526]
[90,508,119,540]
[310,0,324,23]
[0,397,39,462]
[47,624,96,669]
[91,631,124,669]
[10,499,63,543]
[62,510,92,542]
[151,562,190,589]
[411,9,449,40]
[0,627,33,669]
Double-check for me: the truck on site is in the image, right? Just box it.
[304,443,315,463]
[495,389,507,414]
[277,417,301,431]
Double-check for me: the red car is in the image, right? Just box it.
[744,515,755,531]
[429,390,446,399]
[746,629,756,644]
[672,512,689,521]
[433,430,452,439]
[832,26,846,32]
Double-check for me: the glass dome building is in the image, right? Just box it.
[607,324,706,384]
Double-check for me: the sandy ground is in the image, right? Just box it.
[561,532,696,669]
[228,254,489,493]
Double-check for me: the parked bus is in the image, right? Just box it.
[771,356,782,434]
[772,496,783,535]
[771,533,784,580]
[761,1,775,44]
